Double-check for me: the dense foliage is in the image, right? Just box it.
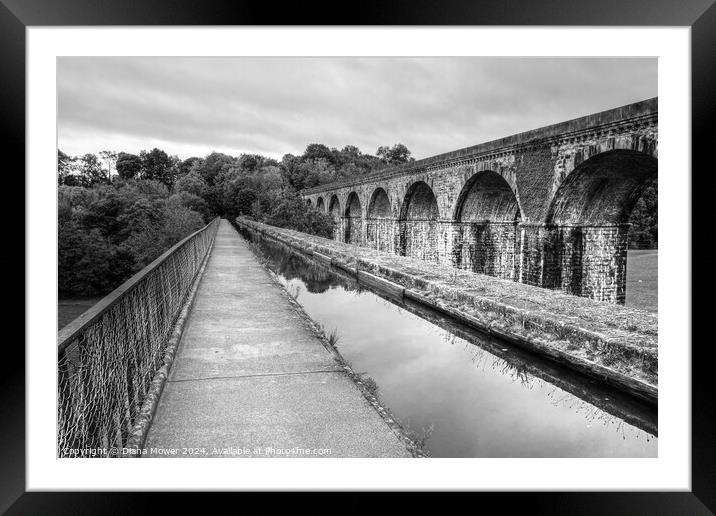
[58,180,205,296]
[627,181,658,249]
[265,193,335,239]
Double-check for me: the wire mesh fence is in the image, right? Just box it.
[57,218,220,457]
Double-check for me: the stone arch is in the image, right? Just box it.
[399,181,439,221]
[368,187,392,218]
[366,187,394,252]
[316,196,325,212]
[398,181,440,263]
[328,194,341,218]
[452,171,522,279]
[454,170,522,222]
[546,149,657,226]
[344,191,363,245]
[542,149,658,303]
[306,198,312,206]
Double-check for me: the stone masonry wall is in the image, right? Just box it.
[302,98,658,304]
[365,218,397,254]
[453,222,519,280]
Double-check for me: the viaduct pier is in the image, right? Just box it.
[302,98,658,305]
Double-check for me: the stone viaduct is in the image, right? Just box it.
[302,98,658,304]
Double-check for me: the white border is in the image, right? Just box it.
[27,27,691,491]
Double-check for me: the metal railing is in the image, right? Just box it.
[57,218,220,457]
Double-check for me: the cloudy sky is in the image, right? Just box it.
[57,57,656,161]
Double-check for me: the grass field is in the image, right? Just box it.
[58,297,103,330]
[625,249,658,313]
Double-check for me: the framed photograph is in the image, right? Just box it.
[9,0,712,511]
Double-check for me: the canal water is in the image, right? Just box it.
[238,228,657,458]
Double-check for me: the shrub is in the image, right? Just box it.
[264,193,335,238]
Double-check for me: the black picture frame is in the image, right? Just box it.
[7,0,711,512]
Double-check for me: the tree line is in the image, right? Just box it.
[57,143,415,297]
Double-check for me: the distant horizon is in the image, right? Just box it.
[58,57,657,162]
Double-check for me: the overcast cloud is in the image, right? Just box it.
[58,57,657,161]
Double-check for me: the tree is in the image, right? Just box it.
[169,191,212,223]
[116,152,142,180]
[99,150,118,181]
[236,188,258,216]
[335,162,363,182]
[376,143,414,165]
[77,153,107,185]
[265,192,335,238]
[58,150,76,185]
[175,171,208,197]
[58,185,97,224]
[628,181,658,249]
[140,148,176,186]
[58,177,207,297]
[193,152,237,186]
[58,221,133,296]
[341,145,361,159]
[281,154,337,191]
[303,143,337,166]
[178,156,201,176]
[237,154,264,173]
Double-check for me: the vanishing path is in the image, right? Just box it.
[143,220,411,458]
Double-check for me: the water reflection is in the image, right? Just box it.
[238,227,657,458]
[267,249,346,294]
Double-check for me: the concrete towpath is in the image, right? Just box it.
[143,219,411,458]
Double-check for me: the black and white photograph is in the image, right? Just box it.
[9,9,708,506]
[56,56,659,459]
